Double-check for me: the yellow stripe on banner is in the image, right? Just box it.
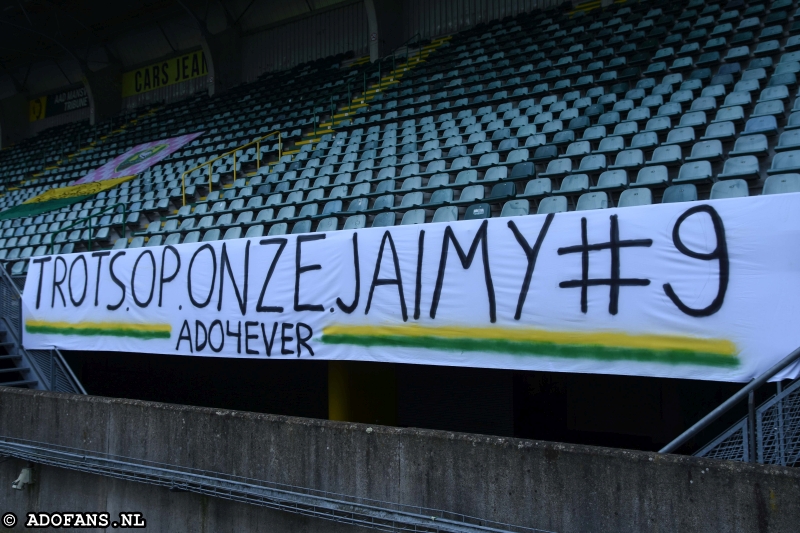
[23,175,135,205]
[322,325,738,356]
[26,320,171,340]
[26,320,171,333]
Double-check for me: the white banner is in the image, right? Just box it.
[21,194,800,382]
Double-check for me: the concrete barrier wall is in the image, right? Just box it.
[0,457,369,533]
[0,387,798,533]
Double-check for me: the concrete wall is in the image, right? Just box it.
[0,458,370,533]
[0,387,799,533]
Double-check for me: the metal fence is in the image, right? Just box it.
[695,379,800,467]
[757,379,800,466]
[0,267,22,335]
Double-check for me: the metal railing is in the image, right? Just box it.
[391,32,423,75]
[318,34,431,134]
[660,346,800,461]
[693,377,800,466]
[0,266,85,394]
[0,435,554,533]
[46,202,127,255]
[0,262,22,338]
[180,130,283,206]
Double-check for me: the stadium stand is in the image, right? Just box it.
[4,0,800,280]
[2,2,800,531]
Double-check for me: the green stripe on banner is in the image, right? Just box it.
[25,323,171,340]
[0,195,93,221]
[321,334,740,368]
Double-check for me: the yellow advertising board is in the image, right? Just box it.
[121,50,208,98]
[28,96,47,122]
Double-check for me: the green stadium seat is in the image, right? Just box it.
[710,180,749,199]
[768,151,800,175]
[537,196,567,214]
[500,200,529,217]
[763,173,800,194]
[676,158,713,182]
[576,192,608,210]
[632,166,669,187]
[662,184,698,203]
[618,188,653,207]
[720,156,761,179]
[245,225,265,238]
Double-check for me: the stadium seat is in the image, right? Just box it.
[576,192,608,211]
[0,1,796,266]
[432,206,458,223]
[719,156,761,179]
[768,151,800,175]
[618,188,653,207]
[730,135,769,156]
[537,196,567,214]
[763,174,800,194]
[675,161,713,183]
[631,166,669,187]
[662,184,698,203]
[710,180,750,199]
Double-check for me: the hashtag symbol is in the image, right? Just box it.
[558,214,652,315]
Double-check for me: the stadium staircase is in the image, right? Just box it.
[289,37,452,153]
[0,266,85,393]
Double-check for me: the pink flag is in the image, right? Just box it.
[72,132,204,185]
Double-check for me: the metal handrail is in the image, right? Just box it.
[0,265,22,332]
[0,258,23,293]
[391,32,423,75]
[324,33,432,132]
[660,346,800,455]
[46,202,127,255]
[180,130,283,206]
[52,347,87,395]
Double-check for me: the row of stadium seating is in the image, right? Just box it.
[4,0,800,276]
[0,53,373,209]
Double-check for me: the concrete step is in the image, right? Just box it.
[288,39,442,153]
[330,109,362,120]
[0,379,38,387]
[345,56,370,68]
[570,0,602,13]
[295,137,324,146]
[0,367,28,374]
[332,104,367,118]
[365,80,400,92]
